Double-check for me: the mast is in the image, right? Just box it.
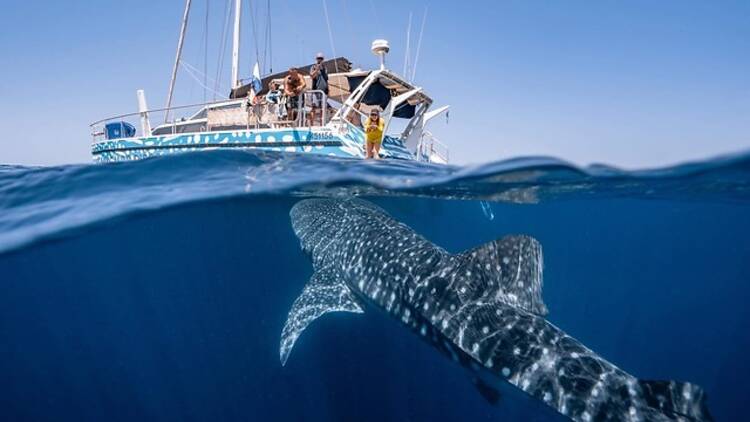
[231,0,242,89]
[165,0,192,123]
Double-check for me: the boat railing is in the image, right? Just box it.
[417,130,449,164]
[90,91,333,143]
[89,99,242,143]
[300,90,327,127]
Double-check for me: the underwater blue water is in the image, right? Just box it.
[1,150,749,421]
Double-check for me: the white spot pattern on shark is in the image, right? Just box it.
[279,198,713,422]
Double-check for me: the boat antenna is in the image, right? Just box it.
[165,0,193,123]
[411,6,428,82]
[371,39,390,70]
[231,0,242,89]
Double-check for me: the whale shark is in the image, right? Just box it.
[280,198,712,421]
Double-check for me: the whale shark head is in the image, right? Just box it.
[290,197,547,316]
[290,198,413,267]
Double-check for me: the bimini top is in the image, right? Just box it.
[344,69,432,119]
[230,57,431,120]
[229,57,353,99]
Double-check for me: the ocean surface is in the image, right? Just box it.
[1,150,748,421]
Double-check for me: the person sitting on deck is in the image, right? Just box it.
[309,52,329,126]
[284,67,306,124]
[364,108,385,160]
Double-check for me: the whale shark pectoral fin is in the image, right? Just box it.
[459,235,547,316]
[279,268,364,366]
[472,376,502,405]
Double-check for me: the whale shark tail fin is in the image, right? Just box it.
[638,380,713,421]
[279,267,364,366]
[457,235,547,316]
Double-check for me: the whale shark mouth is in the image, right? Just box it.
[279,198,713,422]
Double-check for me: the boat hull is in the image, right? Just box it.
[91,126,414,163]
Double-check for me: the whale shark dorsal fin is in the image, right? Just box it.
[458,235,547,316]
[279,267,364,366]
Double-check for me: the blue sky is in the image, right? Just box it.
[0,0,747,167]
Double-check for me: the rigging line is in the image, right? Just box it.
[204,0,210,102]
[191,0,209,102]
[279,0,302,65]
[264,0,272,74]
[190,9,204,102]
[255,0,263,71]
[412,7,428,82]
[188,11,204,104]
[181,62,228,99]
[248,0,262,70]
[260,3,268,74]
[166,0,193,123]
[260,0,270,74]
[267,0,273,73]
[321,0,339,73]
[182,60,223,85]
[257,0,265,72]
[214,0,233,99]
[404,12,412,78]
[367,0,381,34]
[339,0,357,60]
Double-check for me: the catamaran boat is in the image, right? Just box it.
[89,1,449,164]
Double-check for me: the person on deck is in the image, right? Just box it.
[364,108,385,159]
[284,67,306,124]
[265,81,286,119]
[266,81,282,103]
[245,90,265,128]
[347,103,363,128]
[309,52,329,125]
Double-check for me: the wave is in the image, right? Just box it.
[1,149,749,255]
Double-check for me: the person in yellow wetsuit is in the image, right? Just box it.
[364,108,385,159]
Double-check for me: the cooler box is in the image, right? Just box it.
[104,122,136,140]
